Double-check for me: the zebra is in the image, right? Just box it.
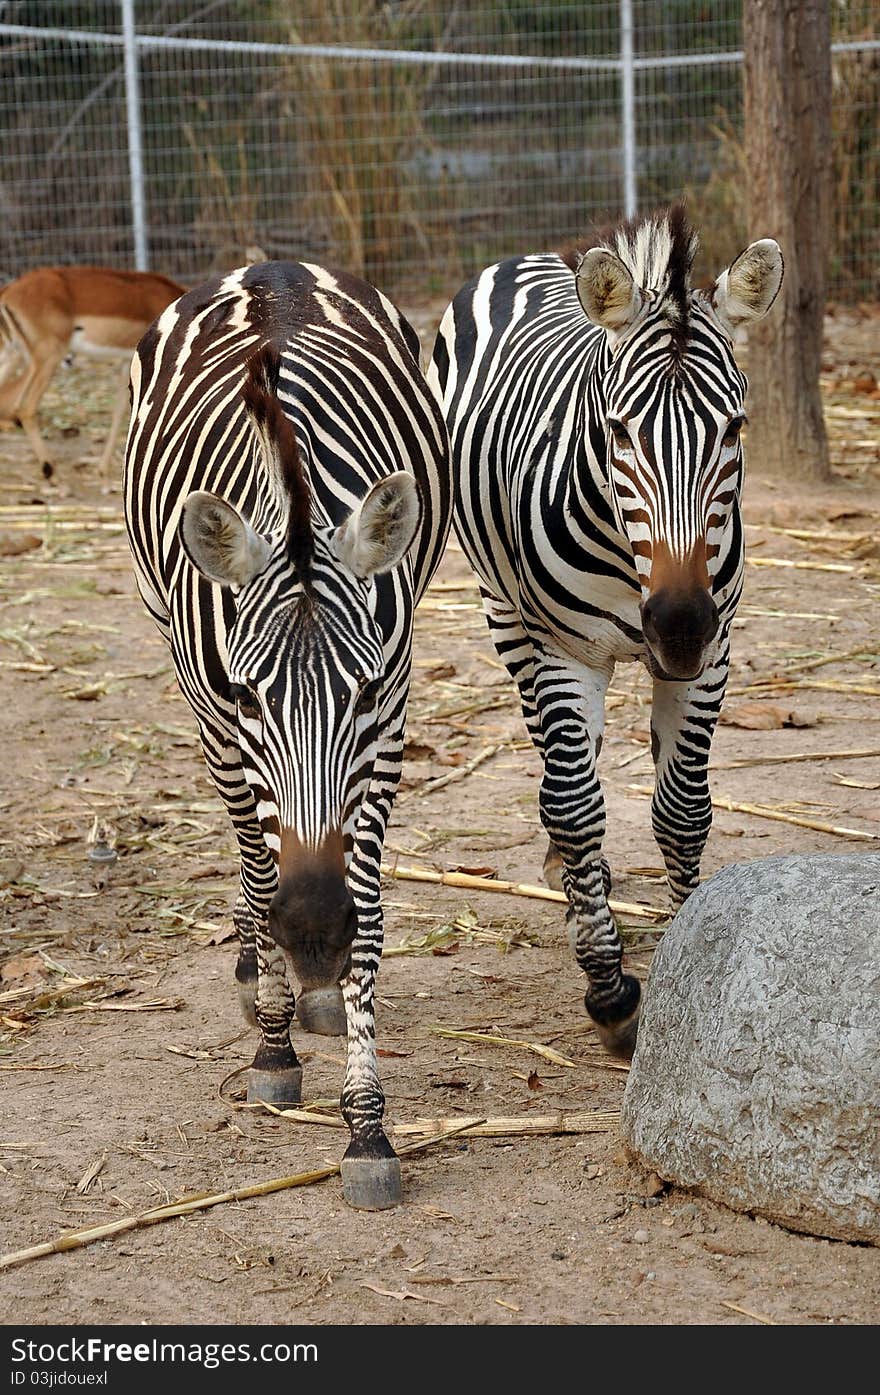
[429,205,783,1058]
[125,260,451,1209]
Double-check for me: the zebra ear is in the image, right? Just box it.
[180,490,272,587]
[711,239,784,328]
[331,472,422,579]
[575,248,642,334]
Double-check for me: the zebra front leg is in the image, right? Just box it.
[478,587,587,892]
[233,894,257,1026]
[208,750,304,1104]
[534,656,641,1057]
[650,640,729,910]
[338,759,403,1209]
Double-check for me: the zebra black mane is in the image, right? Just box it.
[560,202,698,353]
[242,344,313,585]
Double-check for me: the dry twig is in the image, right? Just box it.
[380,862,666,921]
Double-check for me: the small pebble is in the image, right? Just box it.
[633,1228,650,1244]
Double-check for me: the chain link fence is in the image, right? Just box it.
[0,2,876,301]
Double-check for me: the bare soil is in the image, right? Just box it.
[1,302,878,1327]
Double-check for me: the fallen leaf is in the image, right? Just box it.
[0,532,42,556]
[0,954,51,986]
[403,741,436,761]
[431,939,460,957]
[190,923,237,947]
[359,1281,445,1305]
[425,663,456,681]
[720,701,813,730]
[852,371,877,395]
[449,864,498,879]
[436,751,466,767]
[526,1070,543,1091]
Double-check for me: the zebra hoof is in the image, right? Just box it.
[542,840,565,892]
[340,1155,402,1210]
[585,974,641,1060]
[237,977,258,1028]
[296,986,347,1036]
[246,1066,303,1106]
[594,1006,640,1061]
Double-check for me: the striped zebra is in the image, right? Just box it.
[125,261,451,1209]
[429,205,783,1058]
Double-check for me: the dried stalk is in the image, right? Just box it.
[628,785,879,841]
[747,557,855,573]
[0,1119,481,1273]
[398,743,503,804]
[710,747,880,771]
[393,1110,620,1140]
[429,1026,576,1067]
[380,861,667,922]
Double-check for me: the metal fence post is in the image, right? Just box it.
[120,0,148,270]
[620,0,637,218]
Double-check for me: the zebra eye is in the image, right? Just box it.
[230,683,261,720]
[355,676,382,712]
[722,417,745,447]
[608,419,631,451]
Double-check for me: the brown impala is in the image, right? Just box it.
[0,265,185,479]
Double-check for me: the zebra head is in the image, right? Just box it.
[179,347,422,991]
[575,207,783,680]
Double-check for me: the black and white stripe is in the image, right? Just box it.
[430,206,782,1056]
[125,260,451,1204]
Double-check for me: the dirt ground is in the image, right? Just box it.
[0,299,878,1328]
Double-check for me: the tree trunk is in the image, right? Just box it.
[743,0,831,479]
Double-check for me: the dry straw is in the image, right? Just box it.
[0,1118,481,1274]
[380,861,667,921]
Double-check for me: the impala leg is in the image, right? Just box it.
[650,635,729,911]
[10,341,66,478]
[533,655,641,1058]
[98,359,132,483]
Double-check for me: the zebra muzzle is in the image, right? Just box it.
[641,586,719,681]
[268,827,357,988]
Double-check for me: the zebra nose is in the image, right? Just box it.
[269,875,357,986]
[642,588,719,645]
[641,588,719,678]
[270,875,357,947]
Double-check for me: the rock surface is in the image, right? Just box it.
[621,853,880,1244]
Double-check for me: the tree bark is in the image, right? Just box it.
[743,0,831,479]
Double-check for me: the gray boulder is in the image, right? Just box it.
[621,852,880,1244]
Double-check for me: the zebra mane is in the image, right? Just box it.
[561,202,699,348]
[241,344,313,584]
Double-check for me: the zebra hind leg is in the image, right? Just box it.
[545,842,611,896]
[340,819,401,1209]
